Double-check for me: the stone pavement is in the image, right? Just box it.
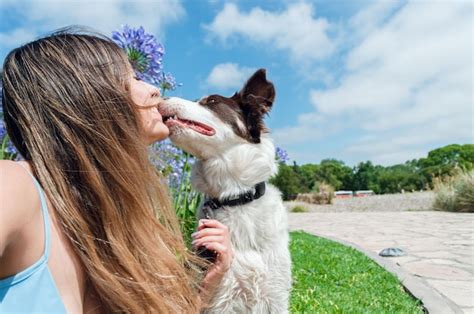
[289,211,474,314]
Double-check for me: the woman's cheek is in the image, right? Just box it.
[147,117,169,143]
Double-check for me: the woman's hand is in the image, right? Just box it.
[191,219,234,305]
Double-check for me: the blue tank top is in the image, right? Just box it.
[0,165,67,313]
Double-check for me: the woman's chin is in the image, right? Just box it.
[144,124,170,145]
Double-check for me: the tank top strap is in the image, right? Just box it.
[16,162,52,260]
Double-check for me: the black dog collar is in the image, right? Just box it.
[202,182,266,218]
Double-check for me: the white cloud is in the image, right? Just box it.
[273,1,473,165]
[0,0,185,59]
[348,1,401,39]
[272,112,334,145]
[0,28,39,52]
[204,2,335,62]
[206,63,256,90]
[344,115,472,165]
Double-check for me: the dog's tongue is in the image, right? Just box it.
[187,120,215,136]
[167,118,216,136]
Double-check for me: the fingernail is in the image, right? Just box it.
[191,232,199,238]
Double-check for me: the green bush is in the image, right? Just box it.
[295,181,334,205]
[433,170,474,212]
[291,205,309,213]
[457,171,474,212]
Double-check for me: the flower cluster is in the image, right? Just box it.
[276,147,289,164]
[158,72,182,95]
[112,25,165,85]
[0,82,18,157]
[148,140,195,190]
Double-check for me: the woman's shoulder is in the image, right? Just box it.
[0,160,40,256]
[0,160,38,200]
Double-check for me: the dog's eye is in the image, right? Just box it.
[207,97,217,105]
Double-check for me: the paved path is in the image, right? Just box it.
[289,211,474,314]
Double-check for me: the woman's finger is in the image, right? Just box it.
[192,235,224,248]
[203,242,230,259]
[198,219,229,231]
[192,228,223,239]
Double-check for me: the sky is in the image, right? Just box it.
[0,0,472,166]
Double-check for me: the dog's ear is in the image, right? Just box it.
[239,69,275,112]
[239,69,276,144]
[230,92,240,102]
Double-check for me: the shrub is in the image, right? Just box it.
[291,205,309,213]
[317,182,334,204]
[454,171,474,212]
[296,182,335,205]
[433,169,474,212]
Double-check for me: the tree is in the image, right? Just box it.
[418,144,474,187]
[314,159,352,191]
[377,164,423,193]
[270,163,303,200]
[352,161,381,193]
[299,164,319,192]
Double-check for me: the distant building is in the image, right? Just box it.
[354,190,374,197]
[335,191,353,198]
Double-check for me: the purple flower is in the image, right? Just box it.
[148,140,195,190]
[0,120,6,140]
[112,25,164,85]
[158,72,182,94]
[1,118,18,157]
[0,80,22,160]
[275,147,289,164]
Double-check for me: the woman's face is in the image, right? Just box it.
[128,74,169,144]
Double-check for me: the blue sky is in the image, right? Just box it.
[1,0,472,166]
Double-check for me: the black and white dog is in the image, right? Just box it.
[159,69,291,313]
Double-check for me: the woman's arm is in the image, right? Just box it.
[0,161,39,266]
[191,219,234,307]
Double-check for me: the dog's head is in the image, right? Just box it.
[159,69,275,159]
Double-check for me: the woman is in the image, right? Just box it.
[0,30,233,313]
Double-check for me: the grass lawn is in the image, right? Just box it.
[290,231,424,313]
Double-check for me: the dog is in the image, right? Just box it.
[159,69,292,313]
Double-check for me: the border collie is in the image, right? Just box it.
[159,69,292,313]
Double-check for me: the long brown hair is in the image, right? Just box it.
[2,28,203,312]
